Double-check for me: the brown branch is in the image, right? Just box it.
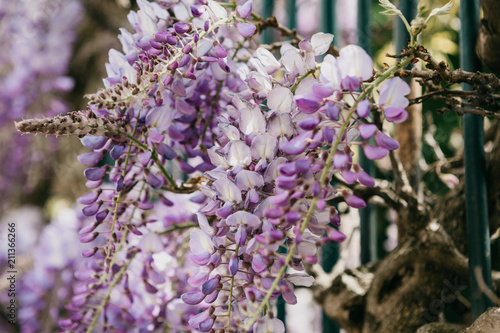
[395,68,500,90]
[438,105,500,119]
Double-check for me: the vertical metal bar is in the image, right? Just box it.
[321,3,340,332]
[460,0,493,320]
[262,0,274,44]
[357,0,376,265]
[322,0,336,45]
[395,0,417,53]
[288,0,296,32]
[277,5,292,326]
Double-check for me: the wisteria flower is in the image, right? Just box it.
[378,77,411,123]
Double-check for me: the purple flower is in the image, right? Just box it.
[237,0,253,19]
[379,77,411,123]
[375,131,400,150]
[356,99,370,118]
[363,145,389,160]
[337,45,373,90]
[181,291,205,305]
[344,192,366,208]
[237,22,256,38]
[359,123,377,139]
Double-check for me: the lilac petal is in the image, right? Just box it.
[265,208,283,219]
[281,131,312,155]
[278,162,296,176]
[384,107,408,123]
[331,213,341,226]
[333,154,349,169]
[190,251,211,265]
[285,211,301,223]
[299,38,313,52]
[174,22,190,34]
[363,145,388,160]
[149,40,162,50]
[149,128,165,143]
[79,222,97,235]
[85,179,102,189]
[190,4,205,17]
[84,168,106,181]
[237,0,253,19]
[110,145,125,160]
[342,170,357,184]
[79,232,99,243]
[214,44,227,58]
[229,255,239,275]
[78,152,102,166]
[356,99,370,118]
[375,132,400,150]
[358,169,375,187]
[138,202,154,210]
[341,76,360,91]
[199,318,215,332]
[252,254,267,272]
[216,202,233,219]
[295,159,311,173]
[154,32,170,43]
[82,203,100,216]
[178,54,191,67]
[157,143,177,159]
[188,270,209,287]
[276,175,296,190]
[312,84,334,98]
[237,23,256,37]
[325,103,340,120]
[181,291,205,305]
[189,311,209,328]
[96,209,109,222]
[77,192,98,205]
[298,116,320,130]
[146,173,163,189]
[82,248,98,258]
[281,293,298,306]
[327,228,347,242]
[345,193,366,208]
[379,77,411,108]
[270,192,289,206]
[80,136,108,149]
[202,277,219,295]
[143,279,158,293]
[295,97,321,114]
[359,124,377,139]
[217,58,230,73]
[235,225,247,246]
[226,211,261,228]
[138,151,152,166]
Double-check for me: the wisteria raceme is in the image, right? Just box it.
[14,0,413,331]
[0,0,82,207]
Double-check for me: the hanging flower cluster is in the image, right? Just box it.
[14,0,412,331]
[0,0,82,207]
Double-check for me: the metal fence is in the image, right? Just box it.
[260,0,492,331]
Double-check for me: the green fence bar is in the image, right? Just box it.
[262,0,274,44]
[322,0,336,46]
[321,2,340,332]
[394,0,417,53]
[460,0,493,320]
[357,0,376,265]
[288,0,296,32]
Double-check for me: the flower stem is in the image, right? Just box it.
[125,133,177,188]
[86,254,136,333]
[226,244,240,327]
